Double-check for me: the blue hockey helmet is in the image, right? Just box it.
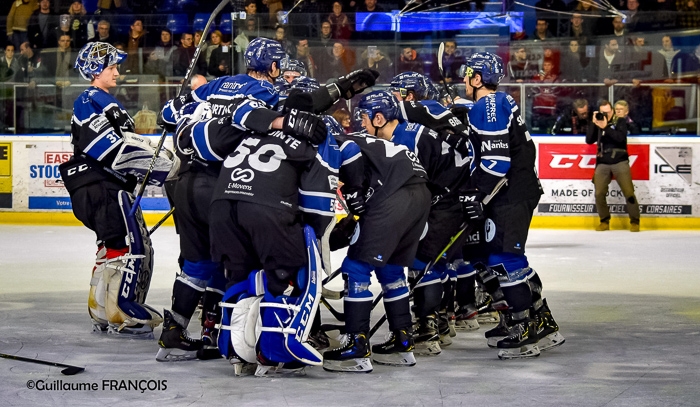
[74,42,127,81]
[280,56,308,76]
[323,115,345,137]
[458,52,505,86]
[245,37,287,73]
[389,71,430,100]
[278,75,320,99]
[354,90,400,124]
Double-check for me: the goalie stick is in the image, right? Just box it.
[129,0,234,217]
[0,352,85,375]
[368,177,508,338]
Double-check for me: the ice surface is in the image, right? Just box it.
[1,225,699,406]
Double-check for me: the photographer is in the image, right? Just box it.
[586,100,640,232]
[551,98,592,135]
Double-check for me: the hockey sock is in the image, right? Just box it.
[413,282,442,319]
[343,299,373,334]
[500,281,532,317]
[528,271,544,312]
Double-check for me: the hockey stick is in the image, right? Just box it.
[437,42,458,104]
[368,177,508,338]
[128,0,233,217]
[0,352,85,375]
[148,207,174,235]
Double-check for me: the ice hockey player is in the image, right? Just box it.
[355,90,477,355]
[59,42,179,337]
[322,118,432,373]
[458,52,565,359]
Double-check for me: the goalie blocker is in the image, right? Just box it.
[217,226,323,376]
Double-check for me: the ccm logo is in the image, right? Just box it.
[538,143,649,180]
[66,164,89,176]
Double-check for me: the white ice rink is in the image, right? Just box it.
[1,224,699,406]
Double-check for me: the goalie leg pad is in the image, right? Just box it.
[258,226,324,366]
[88,245,111,331]
[103,191,163,332]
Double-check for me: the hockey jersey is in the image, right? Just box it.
[71,86,135,166]
[467,92,543,205]
[336,132,427,209]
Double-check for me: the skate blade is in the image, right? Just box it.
[156,347,198,362]
[448,322,457,337]
[477,312,499,324]
[497,344,540,359]
[487,336,506,348]
[107,324,154,340]
[439,334,452,347]
[538,331,565,352]
[455,319,480,331]
[322,357,373,373]
[372,352,416,367]
[231,362,257,376]
[255,364,307,377]
[414,340,441,356]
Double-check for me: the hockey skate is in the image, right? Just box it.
[323,333,373,373]
[307,330,331,350]
[413,316,441,356]
[486,312,512,348]
[496,320,540,359]
[437,314,454,347]
[535,304,565,352]
[197,311,222,360]
[371,328,416,367]
[255,353,307,377]
[454,304,480,331]
[156,310,203,362]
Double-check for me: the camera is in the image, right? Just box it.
[595,112,605,121]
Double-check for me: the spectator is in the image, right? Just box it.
[508,45,539,82]
[296,38,317,78]
[624,0,642,31]
[18,41,41,84]
[205,29,223,70]
[612,16,627,38]
[676,0,700,28]
[41,33,77,88]
[233,20,256,73]
[534,0,567,36]
[332,108,352,133]
[66,0,88,50]
[532,19,554,41]
[430,40,463,83]
[396,45,423,74]
[274,25,296,57]
[595,38,626,87]
[562,13,592,47]
[145,28,175,81]
[586,99,640,232]
[244,0,257,15]
[559,39,589,82]
[651,35,691,82]
[123,19,147,76]
[356,45,393,81]
[0,45,21,82]
[261,0,284,28]
[173,32,195,77]
[328,1,352,40]
[530,58,560,131]
[7,0,39,51]
[94,20,115,44]
[318,41,354,82]
[208,36,232,78]
[97,0,126,16]
[551,98,592,134]
[28,0,59,50]
[358,0,385,12]
[312,21,334,58]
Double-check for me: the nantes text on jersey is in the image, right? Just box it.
[467,92,543,205]
[335,132,427,208]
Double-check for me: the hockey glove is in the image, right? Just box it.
[460,189,485,221]
[329,215,358,251]
[330,69,380,99]
[342,187,366,216]
[282,109,327,145]
[440,131,471,157]
[450,105,470,124]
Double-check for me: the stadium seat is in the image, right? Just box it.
[219,13,233,34]
[166,14,189,35]
[193,13,212,32]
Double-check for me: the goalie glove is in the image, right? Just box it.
[112,132,180,186]
[327,69,380,100]
[282,109,327,145]
[460,188,484,221]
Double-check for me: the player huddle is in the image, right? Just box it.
[61,38,565,377]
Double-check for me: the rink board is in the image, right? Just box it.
[1,134,700,229]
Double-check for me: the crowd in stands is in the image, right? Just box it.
[2,0,700,134]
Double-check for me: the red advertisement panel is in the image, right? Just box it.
[538,143,649,180]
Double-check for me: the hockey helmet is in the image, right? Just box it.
[458,52,505,86]
[354,90,400,124]
[245,37,287,73]
[277,75,319,98]
[280,57,308,76]
[74,42,127,81]
[389,71,431,100]
[322,115,345,137]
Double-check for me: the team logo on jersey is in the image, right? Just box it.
[230,168,255,182]
[484,218,496,243]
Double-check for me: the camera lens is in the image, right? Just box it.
[596,112,605,121]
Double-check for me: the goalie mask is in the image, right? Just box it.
[75,42,127,81]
